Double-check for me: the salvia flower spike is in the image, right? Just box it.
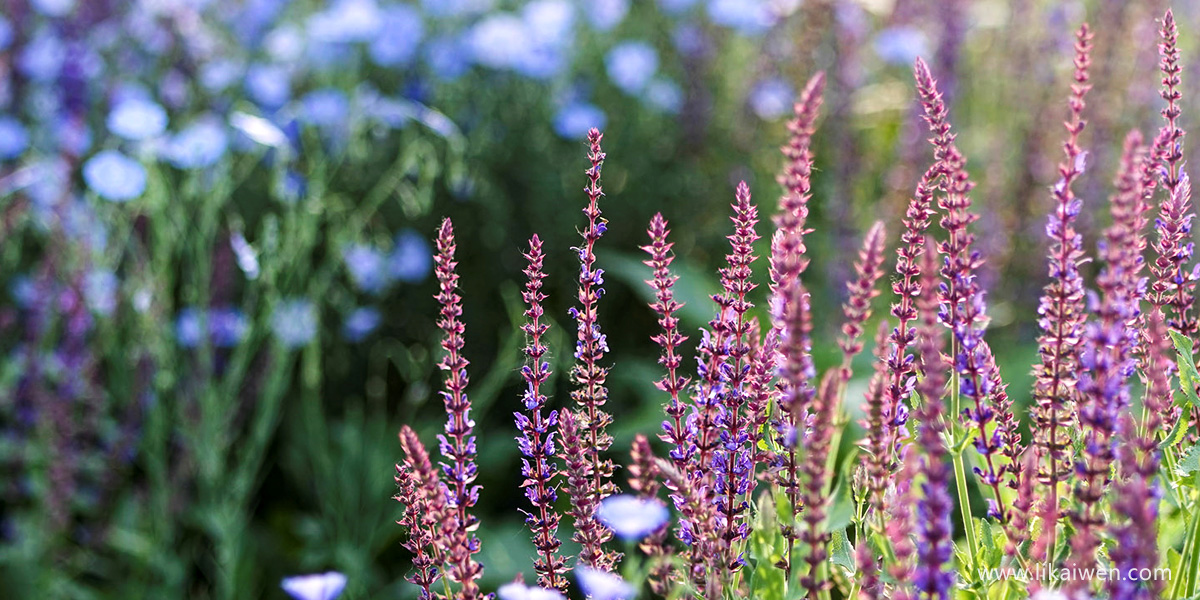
[516,235,567,591]
[566,128,618,569]
[433,218,485,599]
[1030,24,1092,559]
[915,56,1010,522]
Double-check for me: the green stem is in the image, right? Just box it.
[1172,474,1200,600]
[949,355,980,584]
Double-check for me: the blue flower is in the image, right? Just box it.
[586,0,629,32]
[426,35,471,81]
[301,89,350,129]
[176,308,205,348]
[31,0,75,17]
[553,102,606,140]
[873,26,929,66]
[342,307,381,342]
[657,0,697,15]
[209,307,248,348]
[524,0,575,46]
[265,24,306,62]
[390,229,433,283]
[166,120,228,169]
[748,77,793,120]
[18,31,66,82]
[272,299,318,349]
[707,0,773,35]
[606,41,658,95]
[576,567,634,600]
[645,78,683,114]
[200,59,243,93]
[421,0,494,18]
[83,150,146,202]
[307,0,382,43]
[467,14,533,71]
[108,98,168,141]
[230,232,261,280]
[0,17,11,52]
[497,581,566,600]
[0,117,29,161]
[597,494,671,540]
[84,270,118,317]
[281,572,347,600]
[245,64,291,110]
[369,5,424,67]
[343,243,391,293]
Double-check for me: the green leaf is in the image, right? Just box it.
[1171,331,1200,411]
[829,529,855,574]
[750,493,787,600]
[1178,443,1200,479]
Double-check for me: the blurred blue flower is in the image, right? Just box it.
[524,0,575,46]
[245,64,291,110]
[0,117,29,161]
[749,77,793,120]
[272,299,318,349]
[657,0,697,15]
[176,308,205,348]
[576,568,634,600]
[83,150,146,202]
[467,14,531,71]
[553,102,606,140]
[281,571,347,600]
[586,0,629,32]
[31,0,75,17]
[597,494,670,540]
[230,232,261,280]
[607,41,658,95]
[426,36,471,81]
[497,581,566,600]
[0,16,13,51]
[56,120,92,156]
[301,89,350,129]
[209,307,248,348]
[707,0,773,35]
[279,170,307,202]
[390,229,433,283]
[265,24,306,63]
[421,0,494,18]
[108,98,168,141]
[18,31,66,82]
[200,59,244,93]
[307,0,382,43]
[10,276,36,309]
[166,120,228,169]
[230,111,290,150]
[370,5,424,67]
[343,243,390,293]
[873,26,929,66]
[84,270,118,317]
[342,307,381,342]
[645,78,683,114]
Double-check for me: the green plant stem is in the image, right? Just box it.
[949,355,980,584]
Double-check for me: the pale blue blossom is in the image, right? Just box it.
[343,243,390,293]
[83,150,146,202]
[497,581,566,600]
[607,41,658,95]
[576,568,634,600]
[749,77,793,120]
[390,230,433,283]
[554,102,606,140]
[0,117,29,160]
[166,120,228,168]
[272,299,318,348]
[108,98,168,140]
[307,0,382,43]
[597,494,671,540]
[245,64,291,110]
[708,0,773,35]
[281,572,347,600]
[586,0,629,32]
[342,307,381,342]
[369,5,424,66]
[645,78,683,114]
[873,26,929,66]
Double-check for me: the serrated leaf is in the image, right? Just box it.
[1178,443,1200,478]
[829,528,855,574]
[1163,401,1189,449]
[826,475,854,533]
[1171,331,1200,411]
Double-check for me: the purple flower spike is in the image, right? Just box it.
[516,234,567,591]
[281,572,347,600]
[597,494,670,541]
[1030,24,1092,561]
